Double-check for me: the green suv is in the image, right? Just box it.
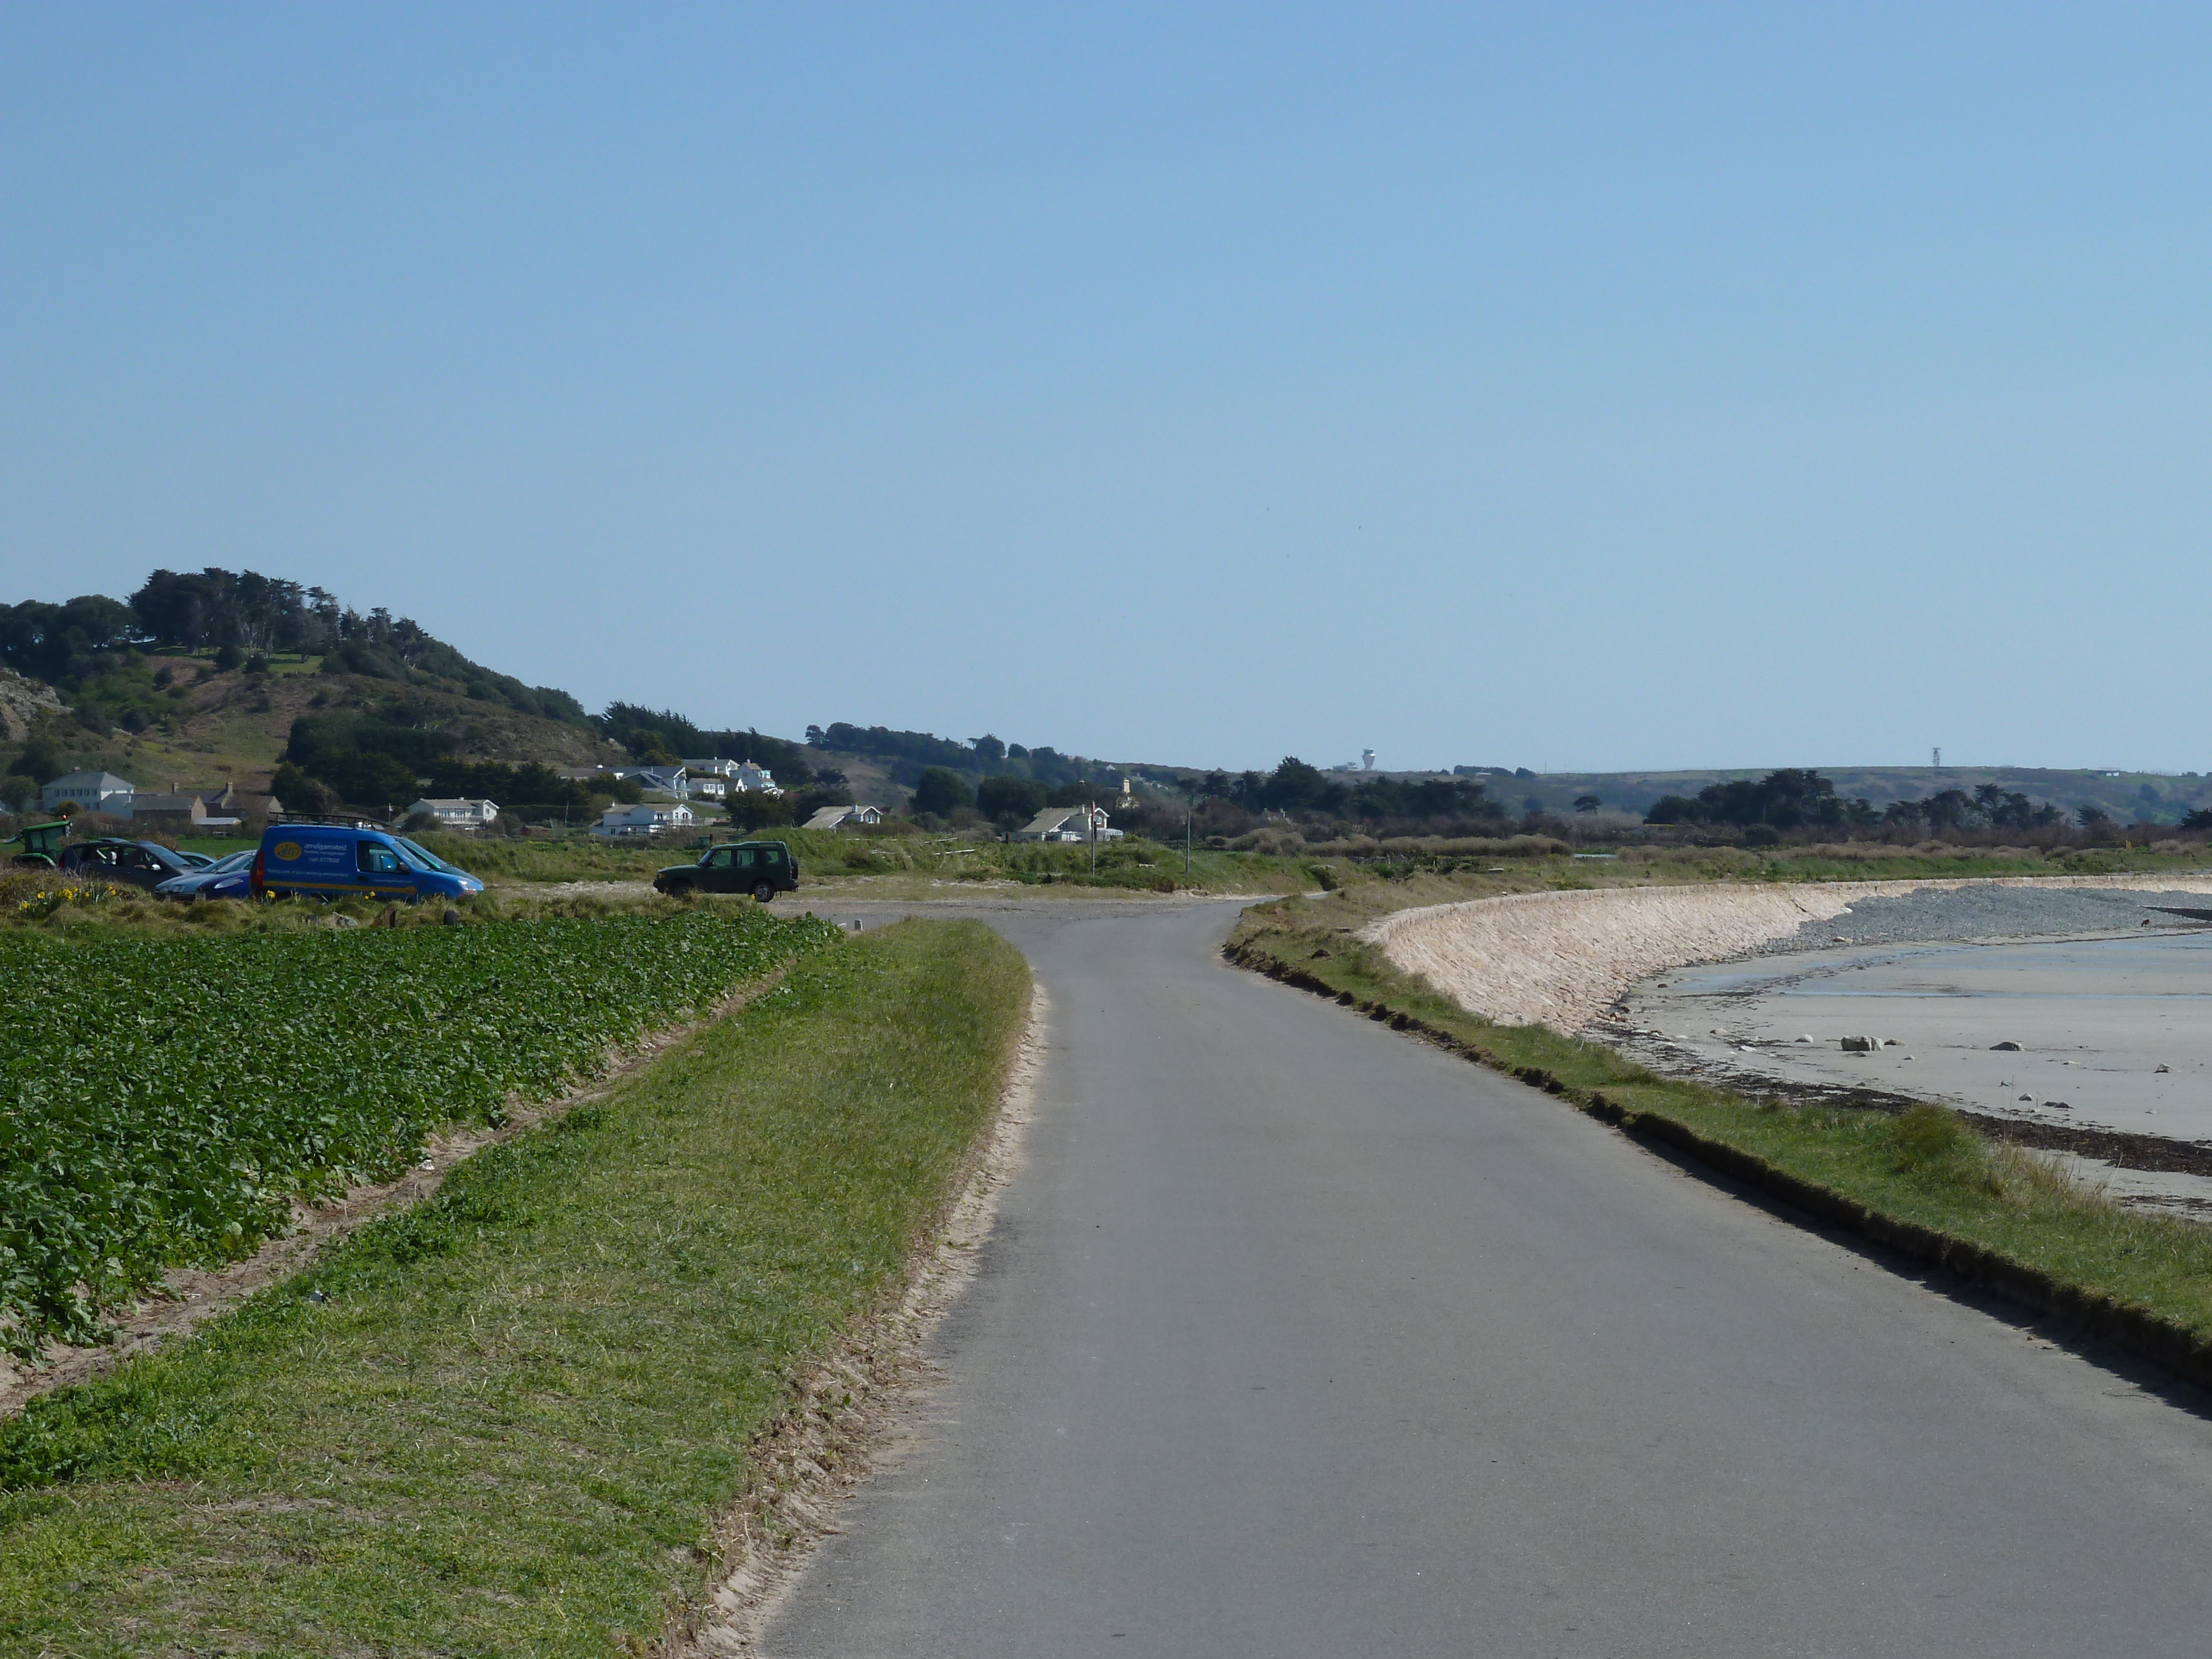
[653,839,800,902]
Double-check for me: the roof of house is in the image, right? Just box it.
[132,793,205,813]
[410,798,498,811]
[804,806,852,830]
[46,770,134,791]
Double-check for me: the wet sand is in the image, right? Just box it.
[1617,930,2212,1214]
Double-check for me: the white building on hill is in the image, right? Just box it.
[408,797,500,832]
[40,771,135,816]
[1015,804,1121,843]
[593,801,695,838]
[803,803,884,831]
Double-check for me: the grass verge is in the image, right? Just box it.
[413,826,1322,896]
[1227,905,2212,1385]
[0,918,1030,1656]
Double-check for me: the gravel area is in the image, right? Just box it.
[1751,886,2212,954]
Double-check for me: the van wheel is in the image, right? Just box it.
[752,881,776,904]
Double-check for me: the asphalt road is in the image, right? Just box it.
[763,901,2212,1658]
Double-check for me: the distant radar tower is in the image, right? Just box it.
[1361,748,1376,771]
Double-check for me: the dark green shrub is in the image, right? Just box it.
[912,766,975,817]
[1890,1103,1975,1171]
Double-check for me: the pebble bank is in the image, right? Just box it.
[1361,873,2212,1033]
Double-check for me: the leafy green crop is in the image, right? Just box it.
[0,910,839,1359]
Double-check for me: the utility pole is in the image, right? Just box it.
[1089,801,1097,878]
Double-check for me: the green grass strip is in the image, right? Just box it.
[1228,914,2212,1371]
[0,918,1030,1657]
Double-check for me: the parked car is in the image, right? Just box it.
[251,823,486,902]
[56,838,204,891]
[154,848,257,901]
[653,839,800,901]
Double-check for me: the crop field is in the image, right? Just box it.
[0,908,839,1359]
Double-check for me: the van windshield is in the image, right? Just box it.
[394,836,460,874]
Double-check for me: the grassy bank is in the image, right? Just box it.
[1228,902,2212,1372]
[1272,842,2212,931]
[0,919,1030,1656]
[421,825,1321,896]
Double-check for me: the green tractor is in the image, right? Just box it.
[4,820,70,870]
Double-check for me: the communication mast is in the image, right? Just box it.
[1932,747,1942,770]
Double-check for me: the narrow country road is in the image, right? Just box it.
[763,901,2212,1657]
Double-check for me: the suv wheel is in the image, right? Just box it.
[751,881,776,904]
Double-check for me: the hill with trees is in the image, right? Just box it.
[0,570,624,813]
[0,571,1141,827]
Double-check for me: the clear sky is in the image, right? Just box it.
[5,4,2208,774]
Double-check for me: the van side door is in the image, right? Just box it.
[357,838,414,898]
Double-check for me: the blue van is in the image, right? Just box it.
[251,823,486,903]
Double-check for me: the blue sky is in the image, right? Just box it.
[5,4,2208,773]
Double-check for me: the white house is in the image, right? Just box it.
[592,800,696,839]
[680,758,782,794]
[622,765,688,799]
[40,771,135,816]
[408,797,500,832]
[803,803,885,831]
[1014,804,1123,843]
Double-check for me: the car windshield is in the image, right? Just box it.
[207,849,254,873]
[173,849,215,868]
[393,836,461,874]
[383,840,435,873]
